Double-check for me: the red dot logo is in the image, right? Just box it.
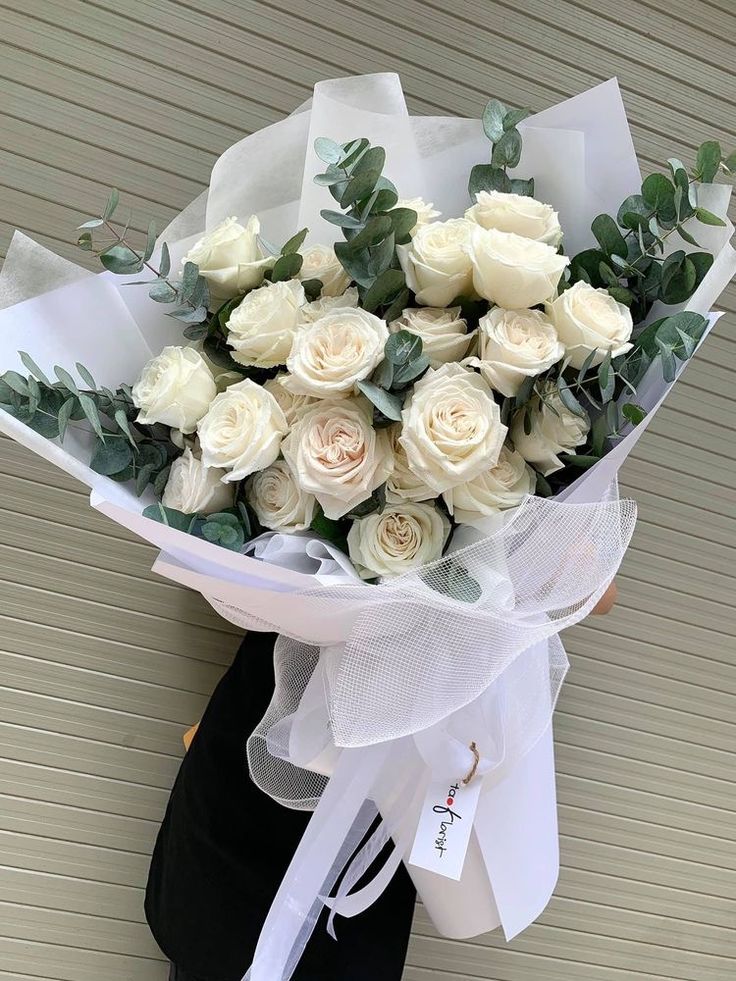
[446,798,454,806]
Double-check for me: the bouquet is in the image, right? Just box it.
[0,74,734,980]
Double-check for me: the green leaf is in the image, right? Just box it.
[370,183,399,212]
[54,366,79,395]
[348,215,392,251]
[622,402,647,425]
[694,207,726,227]
[382,287,412,326]
[695,140,721,183]
[362,269,406,313]
[135,463,155,496]
[491,129,522,169]
[320,209,364,229]
[142,503,197,533]
[659,251,697,304]
[503,107,531,130]
[179,261,200,302]
[560,454,601,469]
[159,242,171,278]
[153,465,171,497]
[90,438,132,475]
[427,559,482,604]
[372,358,395,389]
[168,305,209,324]
[365,232,395,279]
[616,194,649,229]
[468,164,512,198]
[510,177,535,197]
[641,173,676,222]
[676,225,701,248]
[340,170,381,208]
[556,377,587,417]
[149,281,178,303]
[102,188,120,221]
[271,252,303,282]
[75,363,96,390]
[385,329,423,365]
[99,243,143,275]
[310,507,349,553]
[570,249,610,288]
[78,393,105,440]
[387,208,418,244]
[144,219,157,261]
[114,408,138,449]
[56,397,75,441]
[281,228,308,255]
[597,351,615,402]
[77,218,104,229]
[314,137,343,164]
[77,231,93,251]
[667,158,687,180]
[352,145,386,177]
[482,98,507,143]
[393,353,430,386]
[301,278,323,301]
[2,371,30,396]
[357,380,403,421]
[655,336,678,382]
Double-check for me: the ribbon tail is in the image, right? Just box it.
[242,742,388,981]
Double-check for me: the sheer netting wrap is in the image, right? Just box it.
[206,491,637,812]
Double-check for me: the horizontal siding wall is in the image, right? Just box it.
[0,1,734,979]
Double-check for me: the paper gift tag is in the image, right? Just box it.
[408,776,483,881]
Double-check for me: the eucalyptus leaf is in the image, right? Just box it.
[142,503,197,533]
[362,269,405,312]
[357,380,403,421]
[314,137,343,164]
[694,207,726,227]
[621,402,646,425]
[468,164,512,198]
[281,228,308,254]
[102,188,119,221]
[482,98,507,143]
[385,329,422,365]
[78,393,105,440]
[320,209,364,229]
[90,438,132,475]
[271,252,303,282]
[159,242,171,278]
[696,140,721,183]
[99,243,143,275]
[149,281,178,303]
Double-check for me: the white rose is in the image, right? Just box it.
[397,218,475,307]
[162,448,234,515]
[469,307,564,397]
[467,226,569,309]
[183,216,273,304]
[511,382,590,475]
[299,286,360,324]
[385,426,435,502]
[400,363,507,494]
[132,346,216,434]
[298,244,351,297]
[347,501,450,579]
[282,398,392,519]
[226,279,305,368]
[262,375,316,426]
[546,281,633,369]
[393,197,441,234]
[246,460,316,532]
[197,379,288,482]
[465,191,563,247]
[443,444,535,526]
[285,308,388,398]
[390,306,475,368]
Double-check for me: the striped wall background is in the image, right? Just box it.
[0,2,734,978]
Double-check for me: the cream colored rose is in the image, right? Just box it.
[282,398,392,519]
[390,306,475,368]
[393,197,441,234]
[197,379,288,482]
[347,501,450,579]
[299,286,359,324]
[443,445,535,526]
[465,191,563,247]
[385,426,435,502]
[246,460,315,532]
[400,363,507,494]
[298,244,351,297]
[285,308,388,397]
[226,279,305,368]
[397,218,474,307]
[470,307,564,397]
[511,382,590,475]
[162,448,234,515]
[183,216,273,304]
[132,346,216,434]
[262,375,316,426]
[467,226,569,309]
[546,281,633,369]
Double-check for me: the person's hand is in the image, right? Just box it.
[183,723,199,751]
[591,581,617,615]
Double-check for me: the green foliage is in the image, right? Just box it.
[357,330,430,426]
[142,503,254,553]
[313,136,414,314]
[469,99,532,200]
[310,505,350,553]
[1,357,179,495]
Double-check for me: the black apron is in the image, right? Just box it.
[145,631,416,980]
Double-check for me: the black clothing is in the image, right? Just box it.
[146,631,416,981]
